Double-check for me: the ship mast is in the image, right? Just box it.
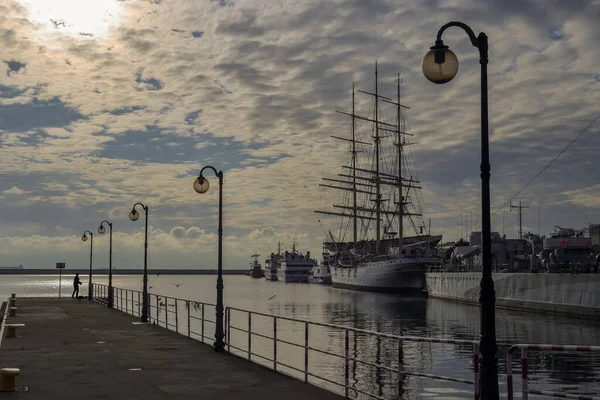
[397,74,404,255]
[352,84,357,244]
[374,62,381,254]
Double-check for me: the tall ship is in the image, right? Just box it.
[315,63,442,293]
[264,243,281,281]
[248,253,264,279]
[276,239,316,283]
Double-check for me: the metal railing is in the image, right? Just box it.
[225,306,481,400]
[91,284,484,399]
[92,283,216,344]
[507,344,600,400]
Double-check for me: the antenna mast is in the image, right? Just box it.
[510,200,529,239]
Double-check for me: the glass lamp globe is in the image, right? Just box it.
[98,225,106,234]
[129,209,140,221]
[422,47,459,84]
[81,234,88,242]
[194,177,210,193]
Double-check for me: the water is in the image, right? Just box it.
[2,274,599,399]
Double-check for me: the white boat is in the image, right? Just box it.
[315,63,442,293]
[264,243,281,281]
[309,249,333,284]
[276,240,316,283]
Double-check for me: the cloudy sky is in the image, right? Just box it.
[1,0,599,270]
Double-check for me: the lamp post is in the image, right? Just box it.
[81,230,94,300]
[422,21,498,399]
[98,220,114,309]
[193,166,225,352]
[129,203,149,323]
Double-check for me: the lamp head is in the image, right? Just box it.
[98,224,106,234]
[422,40,459,84]
[129,209,140,221]
[193,176,210,194]
[81,234,88,242]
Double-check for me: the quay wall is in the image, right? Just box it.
[425,272,600,319]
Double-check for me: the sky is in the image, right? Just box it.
[0,0,599,270]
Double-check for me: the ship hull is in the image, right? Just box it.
[331,258,436,293]
[426,272,600,319]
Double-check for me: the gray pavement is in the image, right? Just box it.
[0,298,342,399]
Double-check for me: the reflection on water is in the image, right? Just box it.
[1,274,599,398]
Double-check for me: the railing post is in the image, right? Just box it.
[521,348,528,400]
[156,296,159,325]
[507,348,514,400]
[345,329,350,398]
[273,317,277,371]
[398,338,404,399]
[473,343,479,400]
[304,321,309,383]
[125,290,128,314]
[187,301,191,337]
[175,299,179,333]
[165,297,169,329]
[248,312,252,360]
[201,303,205,343]
[138,291,141,317]
[227,308,231,352]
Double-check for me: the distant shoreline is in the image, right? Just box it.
[0,269,249,275]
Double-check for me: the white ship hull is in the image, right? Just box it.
[331,257,438,293]
[264,269,278,281]
[277,260,315,283]
[308,265,332,284]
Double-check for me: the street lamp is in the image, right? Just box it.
[422,21,498,399]
[98,220,114,309]
[193,166,225,352]
[81,230,94,300]
[129,202,149,323]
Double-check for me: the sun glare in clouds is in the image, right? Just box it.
[18,0,124,39]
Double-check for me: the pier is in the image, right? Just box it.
[0,298,341,399]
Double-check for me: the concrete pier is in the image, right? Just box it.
[0,298,341,399]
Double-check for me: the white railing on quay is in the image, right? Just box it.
[92,283,216,344]
[507,344,600,400]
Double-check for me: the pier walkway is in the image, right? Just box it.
[0,298,341,399]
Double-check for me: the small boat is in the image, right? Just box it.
[264,242,281,281]
[248,253,264,279]
[309,247,333,284]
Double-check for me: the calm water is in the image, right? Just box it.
[1,274,599,399]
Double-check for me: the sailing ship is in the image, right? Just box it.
[315,63,442,293]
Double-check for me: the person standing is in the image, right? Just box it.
[72,273,82,298]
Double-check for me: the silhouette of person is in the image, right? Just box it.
[72,273,82,298]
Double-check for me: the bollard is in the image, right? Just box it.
[10,294,16,299]
[8,307,17,317]
[0,368,20,392]
[8,298,16,307]
[6,324,25,338]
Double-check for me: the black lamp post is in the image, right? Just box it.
[129,203,149,323]
[98,220,114,309]
[193,166,225,352]
[422,21,498,399]
[81,230,94,300]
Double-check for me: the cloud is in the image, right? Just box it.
[0,0,598,269]
[3,186,27,195]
